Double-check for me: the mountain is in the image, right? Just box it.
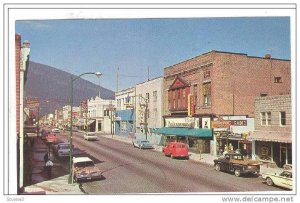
[25,61,115,115]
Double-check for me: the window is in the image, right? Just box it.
[182,88,186,108]
[261,112,271,126]
[274,77,282,83]
[261,112,266,126]
[280,111,286,126]
[267,112,272,125]
[203,82,211,106]
[104,110,109,116]
[153,91,157,102]
[146,93,150,102]
[193,84,198,107]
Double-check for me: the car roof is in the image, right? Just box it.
[73,157,93,163]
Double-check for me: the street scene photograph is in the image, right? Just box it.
[2,3,297,202]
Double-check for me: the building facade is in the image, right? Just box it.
[158,50,290,154]
[115,87,135,137]
[135,77,164,145]
[250,95,292,167]
[87,96,115,134]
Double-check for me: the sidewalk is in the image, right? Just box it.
[23,136,83,194]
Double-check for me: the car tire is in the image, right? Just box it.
[139,145,142,150]
[215,164,221,171]
[266,177,274,186]
[234,169,241,177]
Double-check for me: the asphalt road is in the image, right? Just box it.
[56,131,285,194]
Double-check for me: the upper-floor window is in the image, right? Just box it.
[146,93,150,102]
[261,112,271,126]
[193,84,198,107]
[153,91,157,102]
[204,70,211,79]
[104,110,109,116]
[274,77,282,83]
[203,82,211,106]
[280,111,286,126]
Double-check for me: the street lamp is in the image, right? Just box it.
[68,72,102,184]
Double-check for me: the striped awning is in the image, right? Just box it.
[151,127,212,138]
[249,131,292,143]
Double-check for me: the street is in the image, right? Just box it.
[54,131,285,194]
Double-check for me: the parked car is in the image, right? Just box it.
[261,170,292,190]
[84,132,98,141]
[213,153,260,177]
[51,128,60,133]
[72,157,103,182]
[46,133,57,143]
[53,143,72,158]
[133,139,153,149]
[162,142,189,159]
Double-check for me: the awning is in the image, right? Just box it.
[249,131,292,143]
[151,127,212,138]
[87,120,96,125]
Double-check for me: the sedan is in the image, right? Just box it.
[51,128,60,133]
[84,132,98,141]
[133,139,153,149]
[262,170,293,190]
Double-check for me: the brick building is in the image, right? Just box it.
[250,95,292,167]
[158,50,291,154]
[16,34,21,135]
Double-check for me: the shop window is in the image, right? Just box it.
[202,82,211,106]
[280,111,286,126]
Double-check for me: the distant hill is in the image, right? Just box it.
[25,61,115,115]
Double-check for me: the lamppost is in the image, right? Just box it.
[68,72,102,184]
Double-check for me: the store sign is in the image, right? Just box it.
[188,94,195,116]
[230,120,247,126]
[165,117,194,128]
[202,117,211,128]
[211,120,231,128]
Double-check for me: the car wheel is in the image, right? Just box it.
[234,169,241,177]
[215,164,221,171]
[139,145,142,150]
[266,177,274,186]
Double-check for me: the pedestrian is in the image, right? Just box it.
[30,138,34,147]
[45,159,53,179]
[44,152,48,163]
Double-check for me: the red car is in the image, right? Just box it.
[46,133,57,143]
[162,142,189,159]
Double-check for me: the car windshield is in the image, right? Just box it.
[232,155,243,160]
[141,141,149,143]
[75,161,95,168]
[60,145,70,149]
[280,171,292,178]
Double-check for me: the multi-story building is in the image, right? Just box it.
[115,87,135,137]
[250,95,292,167]
[87,96,115,134]
[155,50,290,155]
[135,77,164,144]
[62,105,71,127]
[54,108,63,128]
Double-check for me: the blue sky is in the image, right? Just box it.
[16,17,290,91]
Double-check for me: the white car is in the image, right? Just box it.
[51,128,60,133]
[84,132,98,141]
[262,170,293,190]
[54,143,71,158]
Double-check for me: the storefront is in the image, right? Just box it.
[215,131,252,158]
[152,126,213,153]
[250,131,292,167]
[115,109,134,137]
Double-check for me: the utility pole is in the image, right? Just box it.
[147,66,150,81]
[116,67,119,92]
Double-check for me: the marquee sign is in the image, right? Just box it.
[165,117,195,128]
